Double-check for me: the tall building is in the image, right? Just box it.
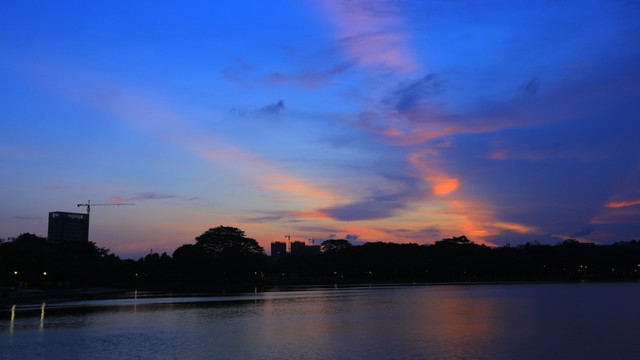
[271,241,287,258]
[47,211,89,242]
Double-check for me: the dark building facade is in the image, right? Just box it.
[47,211,89,242]
[271,241,287,258]
[290,241,321,256]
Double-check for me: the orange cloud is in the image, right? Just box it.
[418,197,535,246]
[332,224,397,242]
[431,177,460,196]
[605,199,640,208]
[289,209,334,221]
[408,150,460,196]
[591,206,640,224]
[259,173,340,205]
[494,222,535,233]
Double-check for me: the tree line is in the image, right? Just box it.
[2,228,640,292]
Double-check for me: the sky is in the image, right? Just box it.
[1,0,639,259]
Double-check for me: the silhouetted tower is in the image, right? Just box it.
[271,241,287,258]
[48,212,89,242]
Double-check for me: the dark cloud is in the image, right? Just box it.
[345,234,359,241]
[126,192,177,201]
[378,227,442,244]
[390,73,442,112]
[319,172,427,221]
[321,200,406,221]
[244,211,289,223]
[572,227,594,238]
[261,100,285,114]
[520,77,540,95]
[420,227,442,239]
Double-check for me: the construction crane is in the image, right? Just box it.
[77,199,135,214]
[284,234,306,242]
[284,234,307,250]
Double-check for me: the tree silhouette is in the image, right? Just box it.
[321,239,352,253]
[435,235,473,246]
[195,225,265,257]
[172,244,211,282]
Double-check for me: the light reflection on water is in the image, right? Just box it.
[2,283,640,359]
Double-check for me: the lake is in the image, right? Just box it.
[2,282,639,359]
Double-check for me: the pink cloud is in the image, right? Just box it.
[317,0,417,72]
[109,195,124,202]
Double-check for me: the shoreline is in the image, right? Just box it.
[3,279,638,308]
[1,287,131,308]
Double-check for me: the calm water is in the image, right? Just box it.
[2,283,639,359]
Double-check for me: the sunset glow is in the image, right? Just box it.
[1,0,639,258]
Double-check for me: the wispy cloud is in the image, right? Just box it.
[243,212,290,223]
[520,77,540,95]
[591,207,640,225]
[605,199,640,208]
[356,64,640,149]
[319,200,406,221]
[126,192,177,202]
[25,61,342,211]
[317,0,417,72]
[389,74,443,112]
[572,227,594,237]
[220,57,254,88]
[261,100,285,114]
[408,150,460,196]
[263,62,354,88]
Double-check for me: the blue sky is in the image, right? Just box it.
[1,0,639,258]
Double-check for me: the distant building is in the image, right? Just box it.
[47,211,89,242]
[290,241,305,255]
[271,241,287,258]
[290,241,321,256]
